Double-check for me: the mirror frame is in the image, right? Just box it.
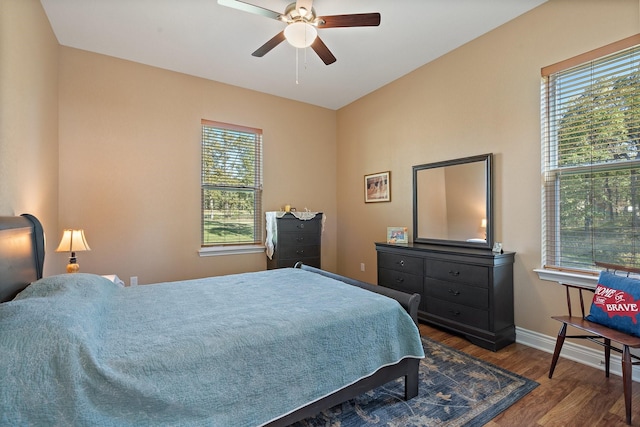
[412,153,493,249]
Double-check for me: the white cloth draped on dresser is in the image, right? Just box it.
[265,211,324,259]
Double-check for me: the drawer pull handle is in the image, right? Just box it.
[296,237,305,242]
[296,250,304,255]
[449,310,461,316]
[395,277,405,284]
[297,224,305,229]
[397,260,405,267]
[448,270,460,277]
[448,289,460,296]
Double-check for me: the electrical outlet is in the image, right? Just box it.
[130,276,138,287]
[360,263,365,272]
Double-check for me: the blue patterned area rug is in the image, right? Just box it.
[293,336,538,427]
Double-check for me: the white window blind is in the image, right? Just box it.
[542,35,640,270]
[201,120,263,246]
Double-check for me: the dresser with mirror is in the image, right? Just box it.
[375,153,515,351]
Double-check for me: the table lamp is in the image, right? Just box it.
[55,229,91,273]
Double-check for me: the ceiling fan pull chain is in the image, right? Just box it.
[295,47,310,85]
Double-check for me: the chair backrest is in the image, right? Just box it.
[595,261,640,277]
[578,261,640,319]
[560,262,640,318]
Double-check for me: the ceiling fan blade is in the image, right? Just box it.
[311,37,337,65]
[252,31,286,57]
[218,0,281,20]
[318,13,381,28]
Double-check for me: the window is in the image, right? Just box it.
[542,35,640,270]
[201,120,263,248]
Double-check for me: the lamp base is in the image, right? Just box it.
[66,263,80,273]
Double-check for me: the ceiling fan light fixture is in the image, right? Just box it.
[284,22,317,48]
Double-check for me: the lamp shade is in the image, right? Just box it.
[55,229,91,253]
[284,22,317,48]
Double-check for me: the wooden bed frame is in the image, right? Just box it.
[0,214,421,426]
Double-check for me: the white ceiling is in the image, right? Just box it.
[40,0,547,110]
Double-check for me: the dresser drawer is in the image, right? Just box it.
[277,218,321,233]
[279,243,320,259]
[378,252,423,275]
[426,298,489,330]
[379,267,423,295]
[279,232,321,246]
[425,278,488,310]
[426,259,489,287]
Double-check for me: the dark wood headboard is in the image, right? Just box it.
[0,214,45,303]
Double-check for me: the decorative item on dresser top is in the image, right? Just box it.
[265,211,323,269]
[376,242,515,351]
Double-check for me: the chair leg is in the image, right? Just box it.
[622,345,632,425]
[549,323,567,379]
[604,338,611,377]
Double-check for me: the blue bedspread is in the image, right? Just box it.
[0,268,424,426]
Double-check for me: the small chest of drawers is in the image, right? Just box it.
[376,242,515,351]
[267,213,322,269]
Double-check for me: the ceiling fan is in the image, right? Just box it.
[218,0,381,65]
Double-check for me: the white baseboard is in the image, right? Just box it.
[515,326,640,382]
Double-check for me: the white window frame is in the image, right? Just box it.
[199,120,264,256]
[538,34,640,284]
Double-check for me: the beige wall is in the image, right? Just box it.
[58,48,337,284]
[0,0,59,275]
[336,0,640,338]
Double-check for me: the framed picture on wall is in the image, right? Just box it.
[364,171,391,203]
[387,227,408,244]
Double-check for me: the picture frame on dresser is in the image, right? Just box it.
[387,227,408,244]
[364,171,391,203]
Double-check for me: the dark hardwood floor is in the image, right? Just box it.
[419,323,640,426]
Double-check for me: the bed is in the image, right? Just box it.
[0,214,424,426]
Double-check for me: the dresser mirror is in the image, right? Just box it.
[413,153,493,249]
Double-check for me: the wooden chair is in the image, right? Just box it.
[548,262,640,425]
